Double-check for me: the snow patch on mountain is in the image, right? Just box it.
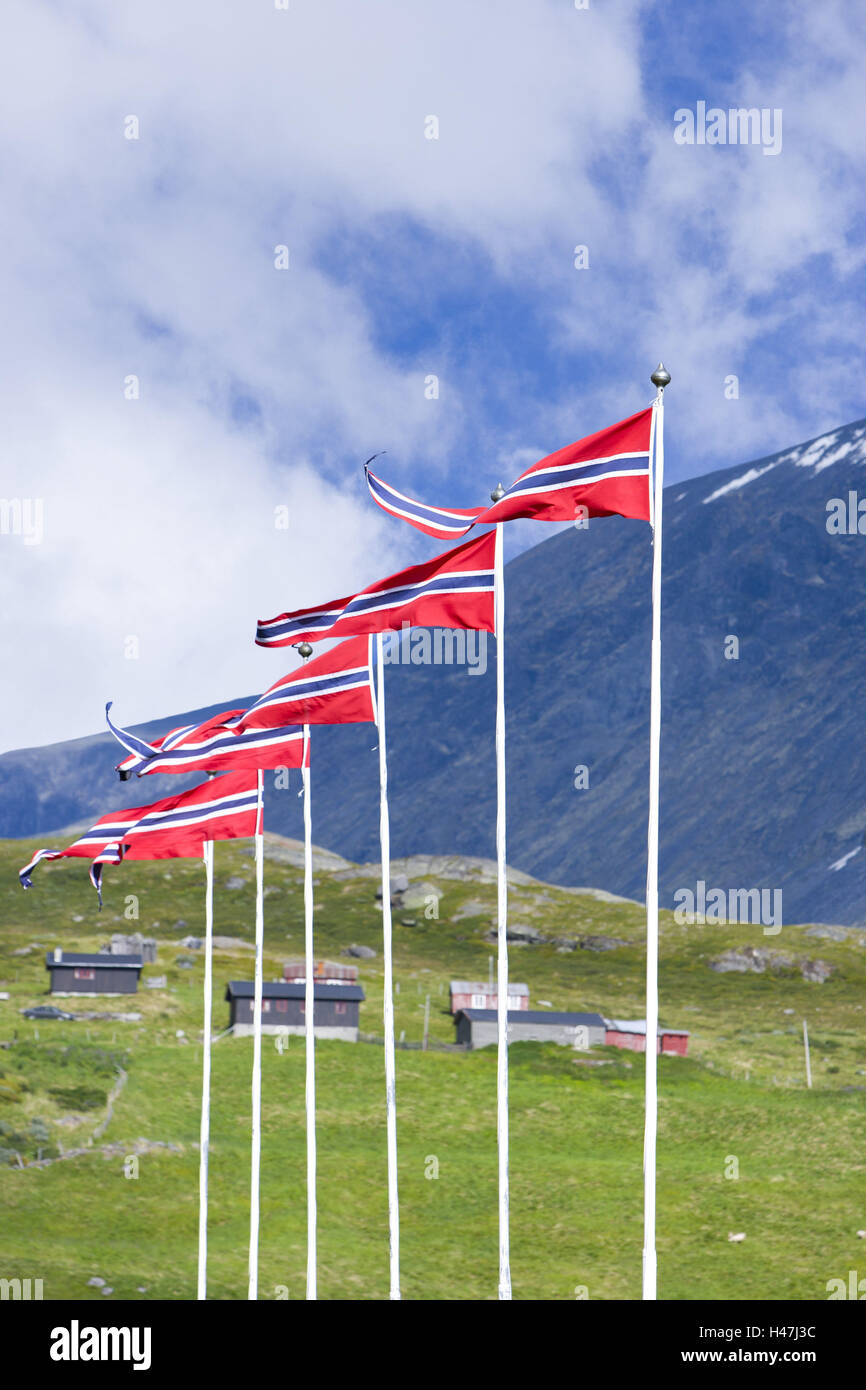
[702,463,776,504]
[812,436,866,474]
[791,428,866,475]
[794,432,841,471]
[829,846,861,872]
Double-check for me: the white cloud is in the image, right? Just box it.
[1,0,866,751]
[0,0,650,749]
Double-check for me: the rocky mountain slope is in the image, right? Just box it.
[3,416,866,924]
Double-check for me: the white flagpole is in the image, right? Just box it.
[302,728,317,1298]
[248,767,265,1300]
[297,638,318,1300]
[376,631,400,1300]
[492,510,511,1301]
[643,362,670,1301]
[196,836,214,1300]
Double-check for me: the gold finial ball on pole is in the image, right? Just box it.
[297,642,313,659]
[490,482,506,502]
[650,362,671,390]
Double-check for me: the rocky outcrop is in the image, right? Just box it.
[554,934,629,953]
[804,924,849,941]
[483,923,546,945]
[709,946,834,982]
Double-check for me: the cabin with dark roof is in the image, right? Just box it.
[455,1008,606,1050]
[45,949,142,996]
[225,981,365,1040]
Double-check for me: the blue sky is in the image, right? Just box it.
[2,0,865,748]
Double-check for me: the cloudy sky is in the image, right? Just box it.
[2,0,865,750]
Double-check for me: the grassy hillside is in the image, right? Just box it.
[1,833,865,1300]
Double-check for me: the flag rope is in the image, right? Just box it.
[248,768,265,1300]
[196,837,214,1300]
[376,631,401,1299]
[302,724,317,1299]
[494,522,511,1300]
[642,386,665,1300]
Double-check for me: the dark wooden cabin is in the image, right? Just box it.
[45,949,142,996]
[455,1008,606,1050]
[226,981,364,1040]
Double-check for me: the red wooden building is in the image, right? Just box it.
[449,980,529,1015]
[283,959,358,985]
[604,1019,689,1056]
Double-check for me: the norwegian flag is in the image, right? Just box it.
[19,773,261,902]
[480,407,652,525]
[21,835,126,887]
[87,843,125,905]
[18,840,125,907]
[365,463,485,541]
[117,773,261,857]
[365,407,653,536]
[238,635,375,732]
[255,529,496,648]
[106,703,308,778]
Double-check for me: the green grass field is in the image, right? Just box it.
[1,833,865,1300]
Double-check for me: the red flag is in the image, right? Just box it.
[110,708,308,778]
[19,773,261,899]
[238,635,375,731]
[365,407,653,534]
[256,529,496,648]
[477,408,652,525]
